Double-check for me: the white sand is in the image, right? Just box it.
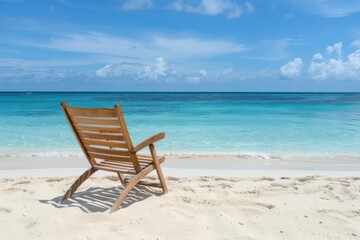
[0,154,360,239]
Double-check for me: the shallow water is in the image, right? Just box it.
[1,92,360,162]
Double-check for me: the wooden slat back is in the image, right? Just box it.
[61,102,141,172]
[115,104,141,173]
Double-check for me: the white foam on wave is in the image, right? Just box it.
[0,151,84,158]
[163,151,275,160]
[1,150,360,165]
[0,150,273,160]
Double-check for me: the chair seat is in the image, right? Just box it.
[94,154,165,174]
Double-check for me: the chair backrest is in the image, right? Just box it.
[61,102,142,173]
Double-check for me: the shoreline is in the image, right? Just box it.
[2,168,360,179]
[1,153,360,179]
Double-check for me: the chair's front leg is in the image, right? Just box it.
[110,165,155,213]
[149,144,168,193]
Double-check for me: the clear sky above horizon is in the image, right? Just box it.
[1,0,360,91]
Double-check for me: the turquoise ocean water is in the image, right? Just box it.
[1,92,360,161]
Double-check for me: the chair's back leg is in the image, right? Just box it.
[60,167,97,202]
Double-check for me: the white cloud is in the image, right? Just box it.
[309,57,343,80]
[95,58,178,81]
[121,0,153,10]
[17,32,248,61]
[0,69,78,83]
[216,67,233,78]
[153,36,248,58]
[245,38,292,61]
[186,69,207,83]
[141,57,168,80]
[0,57,110,70]
[312,53,323,61]
[309,43,360,80]
[280,58,303,78]
[136,57,179,82]
[94,58,210,83]
[351,39,360,48]
[96,64,112,77]
[326,42,342,57]
[245,1,255,13]
[291,0,360,18]
[95,62,143,78]
[169,0,254,18]
[278,41,360,81]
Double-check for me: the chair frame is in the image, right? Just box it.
[60,102,168,213]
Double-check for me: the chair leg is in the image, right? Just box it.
[117,173,125,185]
[61,167,97,202]
[110,165,155,214]
[149,144,168,193]
[154,162,168,193]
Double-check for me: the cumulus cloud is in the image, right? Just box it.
[169,0,254,18]
[312,53,323,61]
[279,41,360,81]
[121,0,153,10]
[280,58,303,78]
[141,57,167,80]
[186,69,207,83]
[326,42,342,57]
[309,42,360,80]
[136,57,178,82]
[351,39,360,48]
[95,58,178,81]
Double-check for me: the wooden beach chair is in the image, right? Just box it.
[60,102,168,213]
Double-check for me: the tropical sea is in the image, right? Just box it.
[1,92,360,165]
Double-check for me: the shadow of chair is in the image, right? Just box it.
[40,185,163,213]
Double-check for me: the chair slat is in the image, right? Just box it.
[105,159,151,168]
[73,118,120,125]
[67,107,117,117]
[94,163,137,174]
[89,152,132,162]
[98,161,137,169]
[79,132,125,141]
[83,139,128,148]
[75,125,122,133]
[86,146,130,157]
[96,160,152,172]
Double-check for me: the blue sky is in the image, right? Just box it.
[1,0,360,91]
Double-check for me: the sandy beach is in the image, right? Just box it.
[1,154,360,240]
[2,0,360,237]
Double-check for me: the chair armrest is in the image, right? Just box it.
[131,132,165,154]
